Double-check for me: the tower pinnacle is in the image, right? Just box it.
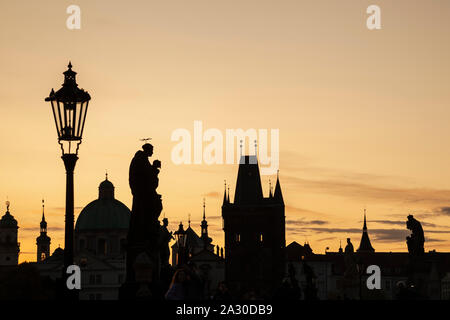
[357,209,375,253]
[203,198,206,221]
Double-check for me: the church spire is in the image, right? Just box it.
[201,198,211,248]
[269,179,273,198]
[40,199,47,233]
[202,198,206,221]
[274,170,284,204]
[223,180,228,205]
[37,199,51,262]
[357,208,375,253]
[363,208,367,230]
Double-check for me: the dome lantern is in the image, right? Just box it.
[99,174,115,200]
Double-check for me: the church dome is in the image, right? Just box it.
[75,177,130,231]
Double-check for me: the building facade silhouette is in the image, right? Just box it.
[222,155,286,297]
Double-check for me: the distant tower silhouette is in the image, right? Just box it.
[222,180,229,206]
[0,201,20,266]
[200,198,212,249]
[36,200,51,262]
[222,155,285,296]
[357,209,375,252]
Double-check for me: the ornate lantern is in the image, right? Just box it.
[174,222,187,266]
[45,62,91,155]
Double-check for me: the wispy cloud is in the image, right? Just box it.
[317,236,337,242]
[286,218,328,226]
[369,219,441,228]
[283,174,450,207]
[203,191,221,198]
[285,205,329,217]
[436,207,450,216]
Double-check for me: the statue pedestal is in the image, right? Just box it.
[121,245,164,300]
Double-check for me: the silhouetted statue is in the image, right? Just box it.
[160,218,174,267]
[344,238,357,277]
[122,143,163,299]
[344,238,354,254]
[342,238,358,298]
[406,215,425,256]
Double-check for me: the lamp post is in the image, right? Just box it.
[174,222,187,267]
[45,62,91,297]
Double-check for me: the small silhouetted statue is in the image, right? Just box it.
[160,218,174,267]
[406,215,425,256]
[344,238,354,254]
[124,143,163,299]
[342,238,358,299]
[344,238,357,278]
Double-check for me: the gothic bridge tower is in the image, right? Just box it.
[222,155,285,297]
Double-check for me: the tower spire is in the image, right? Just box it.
[269,179,273,198]
[357,208,375,252]
[201,198,211,249]
[37,199,50,262]
[363,208,367,230]
[203,198,206,220]
[42,199,46,222]
[273,170,284,204]
[223,180,227,205]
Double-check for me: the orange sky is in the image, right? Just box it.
[1,0,450,263]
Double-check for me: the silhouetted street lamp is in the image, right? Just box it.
[45,62,91,297]
[174,222,187,266]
